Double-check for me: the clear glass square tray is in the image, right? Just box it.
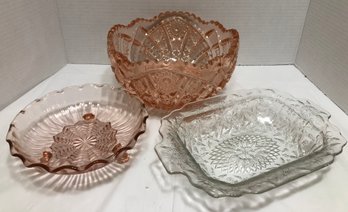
[155,89,346,197]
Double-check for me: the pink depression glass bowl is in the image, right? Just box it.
[107,11,239,110]
[6,84,148,174]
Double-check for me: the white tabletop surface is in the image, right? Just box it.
[0,64,347,212]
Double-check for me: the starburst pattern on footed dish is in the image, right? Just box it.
[51,117,118,166]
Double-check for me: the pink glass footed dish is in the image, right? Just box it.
[6,84,148,174]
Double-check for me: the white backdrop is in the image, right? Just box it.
[296,0,348,113]
[0,0,66,109]
[1,0,348,112]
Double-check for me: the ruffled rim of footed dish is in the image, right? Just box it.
[6,84,148,174]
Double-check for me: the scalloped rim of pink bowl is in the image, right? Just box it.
[6,84,148,174]
[107,10,239,68]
